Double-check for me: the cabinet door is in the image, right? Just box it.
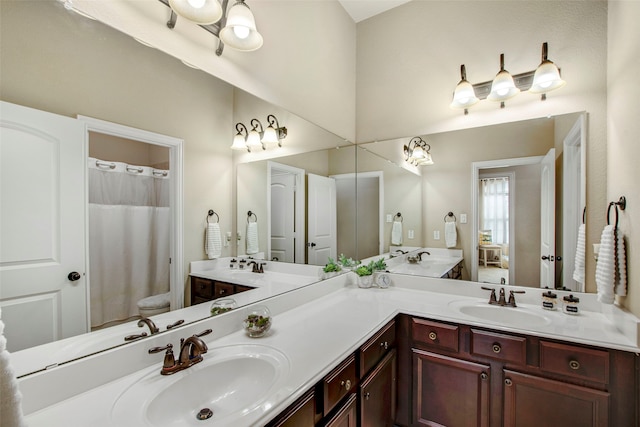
[360,349,397,427]
[325,393,357,427]
[413,349,490,427]
[503,370,610,427]
[213,282,235,299]
[266,389,316,427]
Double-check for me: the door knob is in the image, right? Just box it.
[68,272,81,281]
[541,255,555,261]
[307,242,316,248]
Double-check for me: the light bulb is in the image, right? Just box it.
[233,25,250,39]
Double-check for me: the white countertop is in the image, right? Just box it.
[21,274,640,427]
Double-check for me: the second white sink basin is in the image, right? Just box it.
[449,300,552,328]
[111,344,290,426]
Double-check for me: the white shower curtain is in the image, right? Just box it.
[480,177,509,245]
[88,158,170,329]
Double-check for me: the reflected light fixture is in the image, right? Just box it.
[529,42,566,100]
[487,53,520,108]
[159,0,263,56]
[404,137,434,166]
[232,115,287,152]
[450,43,565,114]
[450,64,479,115]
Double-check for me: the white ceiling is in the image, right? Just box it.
[338,0,412,23]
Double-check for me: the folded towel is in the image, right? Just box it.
[0,309,27,427]
[246,222,259,255]
[615,229,627,296]
[391,220,403,245]
[445,221,457,248]
[205,222,222,259]
[572,223,586,290]
[595,225,615,304]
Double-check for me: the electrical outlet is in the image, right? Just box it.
[434,230,440,240]
[386,214,393,223]
[460,213,467,224]
[408,229,414,239]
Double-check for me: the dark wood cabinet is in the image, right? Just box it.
[189,276,254,305]
[324,393,357,427]
[266,389,317,427]
[413,349,490,427]
[360,349,397,427]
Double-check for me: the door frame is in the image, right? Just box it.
[471,156,543,283]
[267,161,305,263]
[78,116,184,311]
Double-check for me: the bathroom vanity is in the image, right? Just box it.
[18,273,640,427]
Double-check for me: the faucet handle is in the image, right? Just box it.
[508,290,526,307]
[166,319,185,330]
[195,329,213,338]
[149,344,176,372]
[481,286,498,304]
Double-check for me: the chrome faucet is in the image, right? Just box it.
[138,318,160,334]
[417,251,431,260]
[247,260,265,273]
[481,287,525,307]
[149,329,212,375]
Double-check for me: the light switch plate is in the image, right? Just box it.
[386,214,393,223]
[460,213,467,224]
[434,230,440,240]
[408,229,414,239]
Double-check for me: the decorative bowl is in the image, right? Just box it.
[243,306,272,337]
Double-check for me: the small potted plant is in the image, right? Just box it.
[338,253,359,271]
[354,261,374,288]
[322,257,342,279]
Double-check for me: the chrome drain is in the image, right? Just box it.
[196,408,213,421]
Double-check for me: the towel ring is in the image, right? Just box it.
[582,206,587,225]
[444,212,456,222]
[395,212,403,222]
[606,196,626,228]
[247,211,258,223]
[206,210,219,224]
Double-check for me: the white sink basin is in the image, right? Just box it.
[111,344,290,426]
[449,300,552,328]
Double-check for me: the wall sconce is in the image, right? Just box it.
[231,115,287,152]
[404,137,434,166]
[159,0,263,56]
[450,42,565,113]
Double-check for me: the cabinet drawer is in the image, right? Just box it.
[324,354,357,415]
[235,285,254,294]
[471,329,526,365]
[412,318,459,353]
[540,341,609,384]
[191,276,214,299]
[360,319,396,377]
[214,282,235,298]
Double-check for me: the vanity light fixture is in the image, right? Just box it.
[404,137,434,166]
[158,0,263,56]
[231,115,287,152]
[451,43,565,114]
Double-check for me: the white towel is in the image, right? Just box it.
[572,223,585,290]
[0,309,27,427]
[615,229,627,296]
[205,222,222,259]
[595,225,615,304]
[246,222,259,255]
[391,220,403,245]
[445,221,457,248]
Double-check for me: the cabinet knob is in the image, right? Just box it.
[428,331,437,341]
[505,378,513,386]
[380,341,389,350]
[340,379,352,391]
[364,392,371,400]
[569,360,581,370]
[480,372,488,380]
[492,343,502,354]
[219,289,226,294]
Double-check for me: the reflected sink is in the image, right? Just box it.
[449,300,552,328]
[111,344,290,426]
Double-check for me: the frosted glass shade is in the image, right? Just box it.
[246,129,262,149]
[450,80,479,109]
[418,153,434,166]
[261,126,279,145]
[529,60,566,94]
[487,70,520,102]
[230,133,247,150]
[168,0,222,24]
[219,1,263,51]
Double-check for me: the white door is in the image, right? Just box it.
[307,174,337,266]
[0,101,87,352]
[270,172,295,263]
[540,148,556,288]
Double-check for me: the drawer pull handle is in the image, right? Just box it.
[428,331,437,341]
[492,343,502,354]
[364,392,371,400]
[505,378,513,386]
[219,289,226,294]
[380,341,389,350]
[480,372,488,380]
[340,379,352,391]
[569,360,581,370]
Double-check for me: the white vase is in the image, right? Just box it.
[357,275,373,288]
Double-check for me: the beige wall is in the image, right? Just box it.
[608,1,640,316]
[89,133,170,169]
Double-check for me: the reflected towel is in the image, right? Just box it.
[205,223,222,259]
[572,224,585,290]
[0,309,27,427]
[246,222,259,255]
[595,225,615,304]
[391,220,403,245]
[445,221,457,248]
[615,229,627,296]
